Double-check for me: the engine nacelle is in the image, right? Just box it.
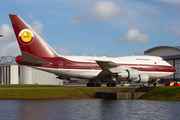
[16,55,22,64]
[117,69,139,80]
[133,73,149,83]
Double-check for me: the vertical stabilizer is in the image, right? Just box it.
[9,14,58,58]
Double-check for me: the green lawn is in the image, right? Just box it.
[140,86,180,101]
[0,85,134,99]
[0,87,95,99]
[0,84,61,87]
[0,85,179,101]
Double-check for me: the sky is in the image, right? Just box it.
[0,0,180,57]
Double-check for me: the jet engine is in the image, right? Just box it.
[117,69,139,79]
[133,73,149,83]
[117,69,149,83]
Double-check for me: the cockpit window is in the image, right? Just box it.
[162,59,165,61]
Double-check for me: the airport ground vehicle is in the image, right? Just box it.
[121,81,130,87]
[165,81,180,86]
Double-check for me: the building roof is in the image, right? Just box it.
[144,46,180,59]
[144,46,180,54]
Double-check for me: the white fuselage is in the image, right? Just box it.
[33,55,174,81]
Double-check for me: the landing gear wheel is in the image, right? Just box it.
[97,83,101,87]
[106,83,116,87]
[112,83,116,87]
[107,83,111,87]
[93,83,97,87]
[87,82,102,87]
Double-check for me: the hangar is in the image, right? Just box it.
[0,56,63,85]
[144,46,180,82]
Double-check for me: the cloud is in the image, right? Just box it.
[154,0,180,4]
[71,1,127,25]
[29,21,43,35]
[71,13,89,25]
[119,29,149,43]
[0,24,21,56]
[91,1,127,20]
[0,24,14,42]
[28,13,35,19]
[165,24,180,37]
[0,41,20,56]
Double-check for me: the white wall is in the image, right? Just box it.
[32,69,63,85]
[10,65,19,84]
[20,66,32,84]
[20,66,63,85]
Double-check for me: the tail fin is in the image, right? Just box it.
[9,14,58,58]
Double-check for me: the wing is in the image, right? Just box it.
[96,60,143,82]
[96,60,126,80]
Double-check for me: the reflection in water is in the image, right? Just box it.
[0,99,179,120]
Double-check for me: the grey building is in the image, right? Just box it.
[144,46,180,83]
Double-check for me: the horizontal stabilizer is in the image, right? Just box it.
[22,52,52,65]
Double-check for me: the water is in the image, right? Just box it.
[0,99,179,120]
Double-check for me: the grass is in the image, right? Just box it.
[1,85,180,101]
[140,86,180,101]
[0,84,61,87]
[0,87,95,99]
[0,85,134,99]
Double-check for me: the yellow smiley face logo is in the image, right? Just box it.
[21,31,32,42]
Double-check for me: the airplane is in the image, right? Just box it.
[9,14,176,87]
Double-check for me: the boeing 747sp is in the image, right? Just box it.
[9,14,176,87]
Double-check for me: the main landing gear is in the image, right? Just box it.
[106,83,116,87]
[87,82,117,87]
[87,82,102,87]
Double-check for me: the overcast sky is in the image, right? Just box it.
[0,0,180,57]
